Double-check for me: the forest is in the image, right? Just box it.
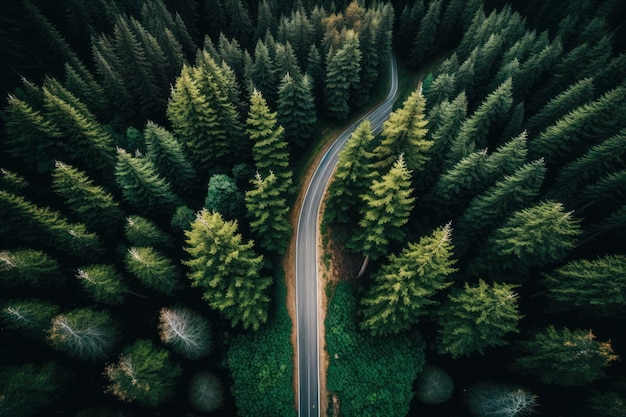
[0,0,625,416]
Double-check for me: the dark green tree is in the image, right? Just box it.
[324,29,361,120]
[104,339,182,407]
[114,148,181,215]
[124,215,174,248]
[52,161,124,234]
[48,308,118,361]
[372,89,431,174]
[0,249,61,289]
[544,255,626,317]
[359,224,456,336]
[245,171,292,254]
[277,73,317,149]
[204,174,245,220]
[408,0,443,66]
[250,40,277,104]
[188,371,224,413]
[124,247,181,296]
[349,155,416,259]
[415,365,454,405]
[324,119,377,224]
[514,327,619,386]
[1,299,60,339]
[438,279,521,358]
[184,210,272,330]
[76,265,128,305]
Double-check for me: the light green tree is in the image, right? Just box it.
[76,264,128,305]
[0,249,61,289]
[124,215,174,248]
[124,247,181,296]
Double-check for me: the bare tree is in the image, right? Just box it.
[158,306,213,359]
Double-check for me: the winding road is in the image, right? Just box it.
[295,54,399,417]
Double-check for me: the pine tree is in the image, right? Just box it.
[424,73,456,109]
[544,255,626,317]
[225,0,253,46]
[373,89,431,174]
[250,40,277,104]
[158,306,213,359]
[114,148,181,216]
[324,30,361,120]
[437,279,521,358]
[577,169,626,212]
[124,215,174,248]
[125,247,181,296]
[184,210,272,330]
[1,299,60,339]
[359,224,456,336]
[255,0,276,41]
[0,168,29,194]
[349,155,416,259]
[0,249,61,289]
[63,62,108,116]
[246,89,292,184]
[455,160,546,253]
[273,42,301,81]
[52,161,123,234]
[204,174,245,220]
[324,119,377,224]
[76,265,128,305]
[515,327,619,386]
[408,0,443,66]
[245,171,292,255]
[104,339,182,407]
[277,73,317,149]
[48,308,118,361]
[144,121,197,194]
[91,35,132,118]
[447,78,513,166]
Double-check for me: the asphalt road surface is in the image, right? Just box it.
[295,54,399,417]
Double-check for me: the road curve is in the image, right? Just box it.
[295,54,399,417]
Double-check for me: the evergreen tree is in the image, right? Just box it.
[577,169,626,212]
[245,171,292,255]
[324,29,361,120]
[273,42,301,81]
[225,0,253,46]
[52,161,124,234]
[544,255,626,317]
[277,73,317,149]
[104,339,182,407]
[0,249,61,289]
[63,62,108,116]
[373,89,431,174]
[246,89,292,184]
[529,86,626,165]
[349,155,416,259]
[144,121,197,194]
[125,247,181,296]
[1,299,60,339]
[438,279,521,358]
[158,306,213,360]
[0,168,29,194]
[255,0,276,41]
[306,44,324,104]
[324,119,377,224]
[76,265,128,305]
[424,73,456,108]
[408,0,443,66]
[48,308,118,361]
[204,174,245,220]
[455,160,546,253]
[447,78,513,166]
[514,327,619,386]
[114,148,181,216]
[250,40,277,104]
[0,362,68,417]
[91,36,131,118]
[359,224,456,336]
[184,210,272,330]
[124,215,174,248]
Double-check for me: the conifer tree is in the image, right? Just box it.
[124,215,174,248]
[52,161,123,234]
[184,210,272,330]
[306,44,324,104]
[255,0,276,41]
[246,89,292,184]
[125,247,181,296]
[76,265,128,305]
[250,40,277,104]
[158,306,213,360]
[324,30,361,120]
[455,160,546,253]
[0,249,61,289]
[204,174,245,220]
[91,37,131,117]
[48,308,118,361]
[1,299,60,339]
[474,201,582,278]
[104,339,182,407]
[359,224,456,336]
[63,62,108,116]
[447,78,513,166]
[424,73,456,109]
[277,73,317,149]
[515,327,619,386]
[409,0,443,66]
[349,155,416,259]
[0,168,29,194]
[273,42,301,81]
[577,169,626,211]
[324,119,377,224]
[114,148,181,216]
[144,121,197,194]
[225,0,253,46]
[245,171,292,255]
[373,89,431,174]
[544,255,626,317]
[437,279,521,358]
